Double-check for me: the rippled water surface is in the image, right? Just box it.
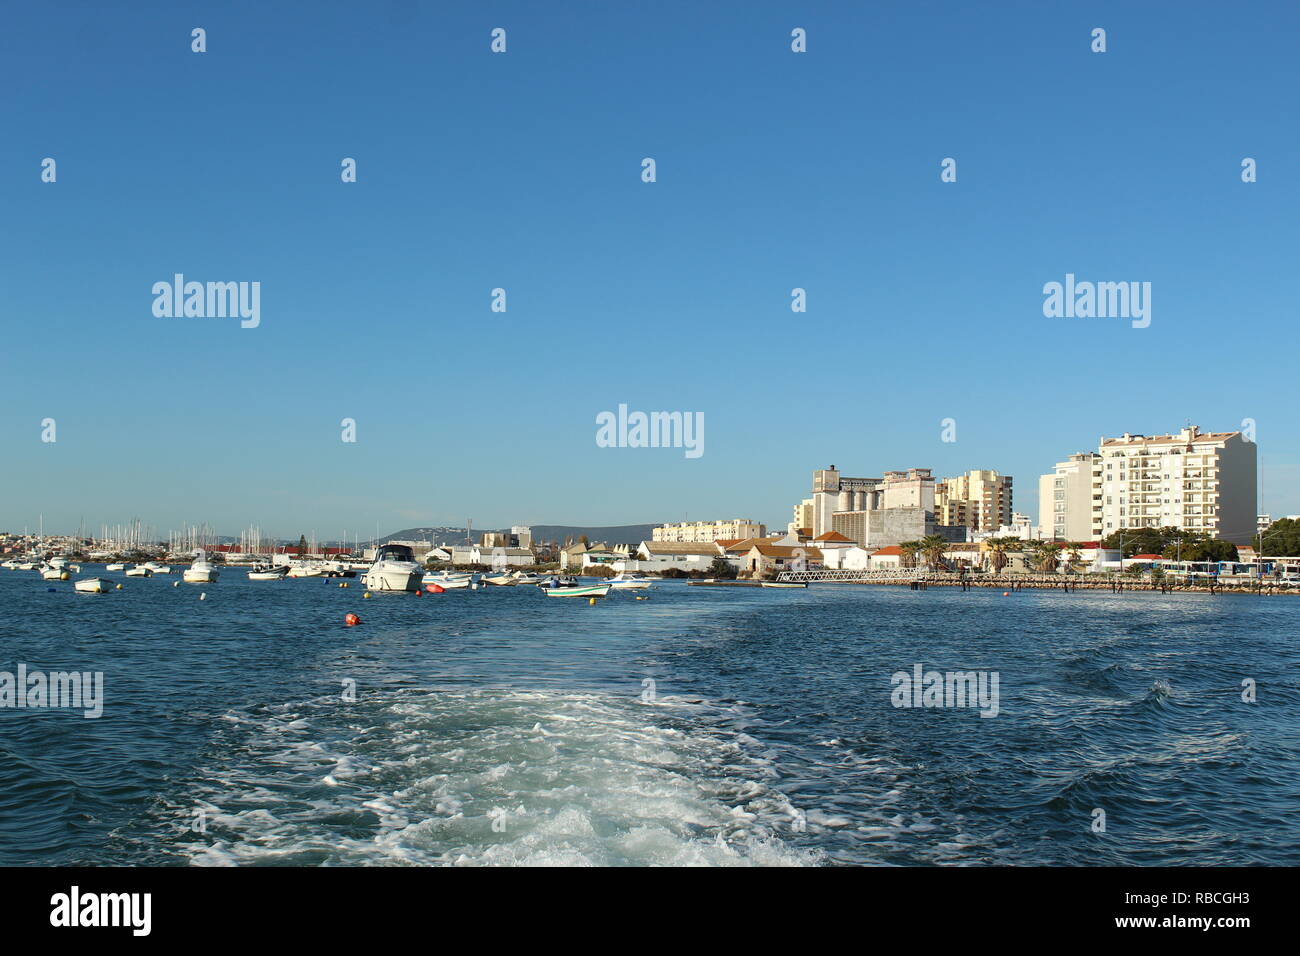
[2,568,1297,865]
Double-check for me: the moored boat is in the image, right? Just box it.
[124,565,152,577]
[248,564,289,581]
[363,544,423,592]
[543,583,611,598]
[608,572,654,590]
[74,577,111,594]
[761,581,807,588]
[422,571,473,590]
[183,550,220,583]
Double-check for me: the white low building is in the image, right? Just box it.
[820,546,875,570]
[471,546,535,568]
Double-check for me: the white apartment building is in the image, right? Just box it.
[1096,426,1256,544]
[1039,453,1102,542]
[652,519,767,543]
[1042,426,1257,545]
[789,498,815,534]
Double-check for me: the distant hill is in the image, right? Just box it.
[529,524,660,546]
[377,524,661,546]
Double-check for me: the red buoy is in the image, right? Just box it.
[426,584,445,594]
[344,613,361,626]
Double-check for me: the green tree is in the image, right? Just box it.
[1032,541,1063,572]
[707,555,737,579]
[899,541,923,569]
[1255,518,1300,556]
[920,534,949,569]
[984,537,1017,572]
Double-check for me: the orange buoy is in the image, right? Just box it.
[344,612,361,627]
[426,584,445,594]
[1003,591,1010,596]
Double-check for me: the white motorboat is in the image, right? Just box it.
[422,571,472,590]
[761,581,807,589]
[183,550,220,583]
[124,565,152,577]
[105,562,126,572]
[41,564,69,581]
[144,562,171,574]
[17,561,39,571]
[482,573,517,586]
[74,577,111,594]
[608,572,654,590]
[363,544,423,592]
[49,556,69,569]
[511,571,541,585]
[1,560,19,570]
[287,563,326,578]
[248,564,289,581]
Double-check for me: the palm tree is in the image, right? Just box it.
[1066,544,1082,573]
[899,540,923,569]
[1035,541,1063,572]
[985,537,1011,573]
[920,534,949,570]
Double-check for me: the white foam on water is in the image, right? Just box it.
[170,689,822,867]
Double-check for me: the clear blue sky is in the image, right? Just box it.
[3,0,1297,539]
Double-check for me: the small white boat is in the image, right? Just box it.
[761,581,807,589]
[183,550,220,583]
[17,561,39,571]
[124,565,152,577]
[105,562,126,571]
[543,583,611,598]
[144,562,171,575]
[1,560,19,570]
[248,564,289,581]
[511,571,542,585]
[608,572,654,590]
[422,571,473,590]
[363,544,423,592]
[49,556,69,569]
[287,563,326,578]
[482,574,517,586]
[74,577,111,594]
[40,564,69,581]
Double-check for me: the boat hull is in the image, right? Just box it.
[364,568,422,592]
[422,576,471,590]
[544,585,611,598]
[74,578,110,593]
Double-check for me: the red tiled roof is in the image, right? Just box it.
[872,545,903,556]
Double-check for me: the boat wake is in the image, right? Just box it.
[121,689,820,866]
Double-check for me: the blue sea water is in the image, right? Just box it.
[1,568,1297,866]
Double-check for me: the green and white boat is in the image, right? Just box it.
[543,584,611,598]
